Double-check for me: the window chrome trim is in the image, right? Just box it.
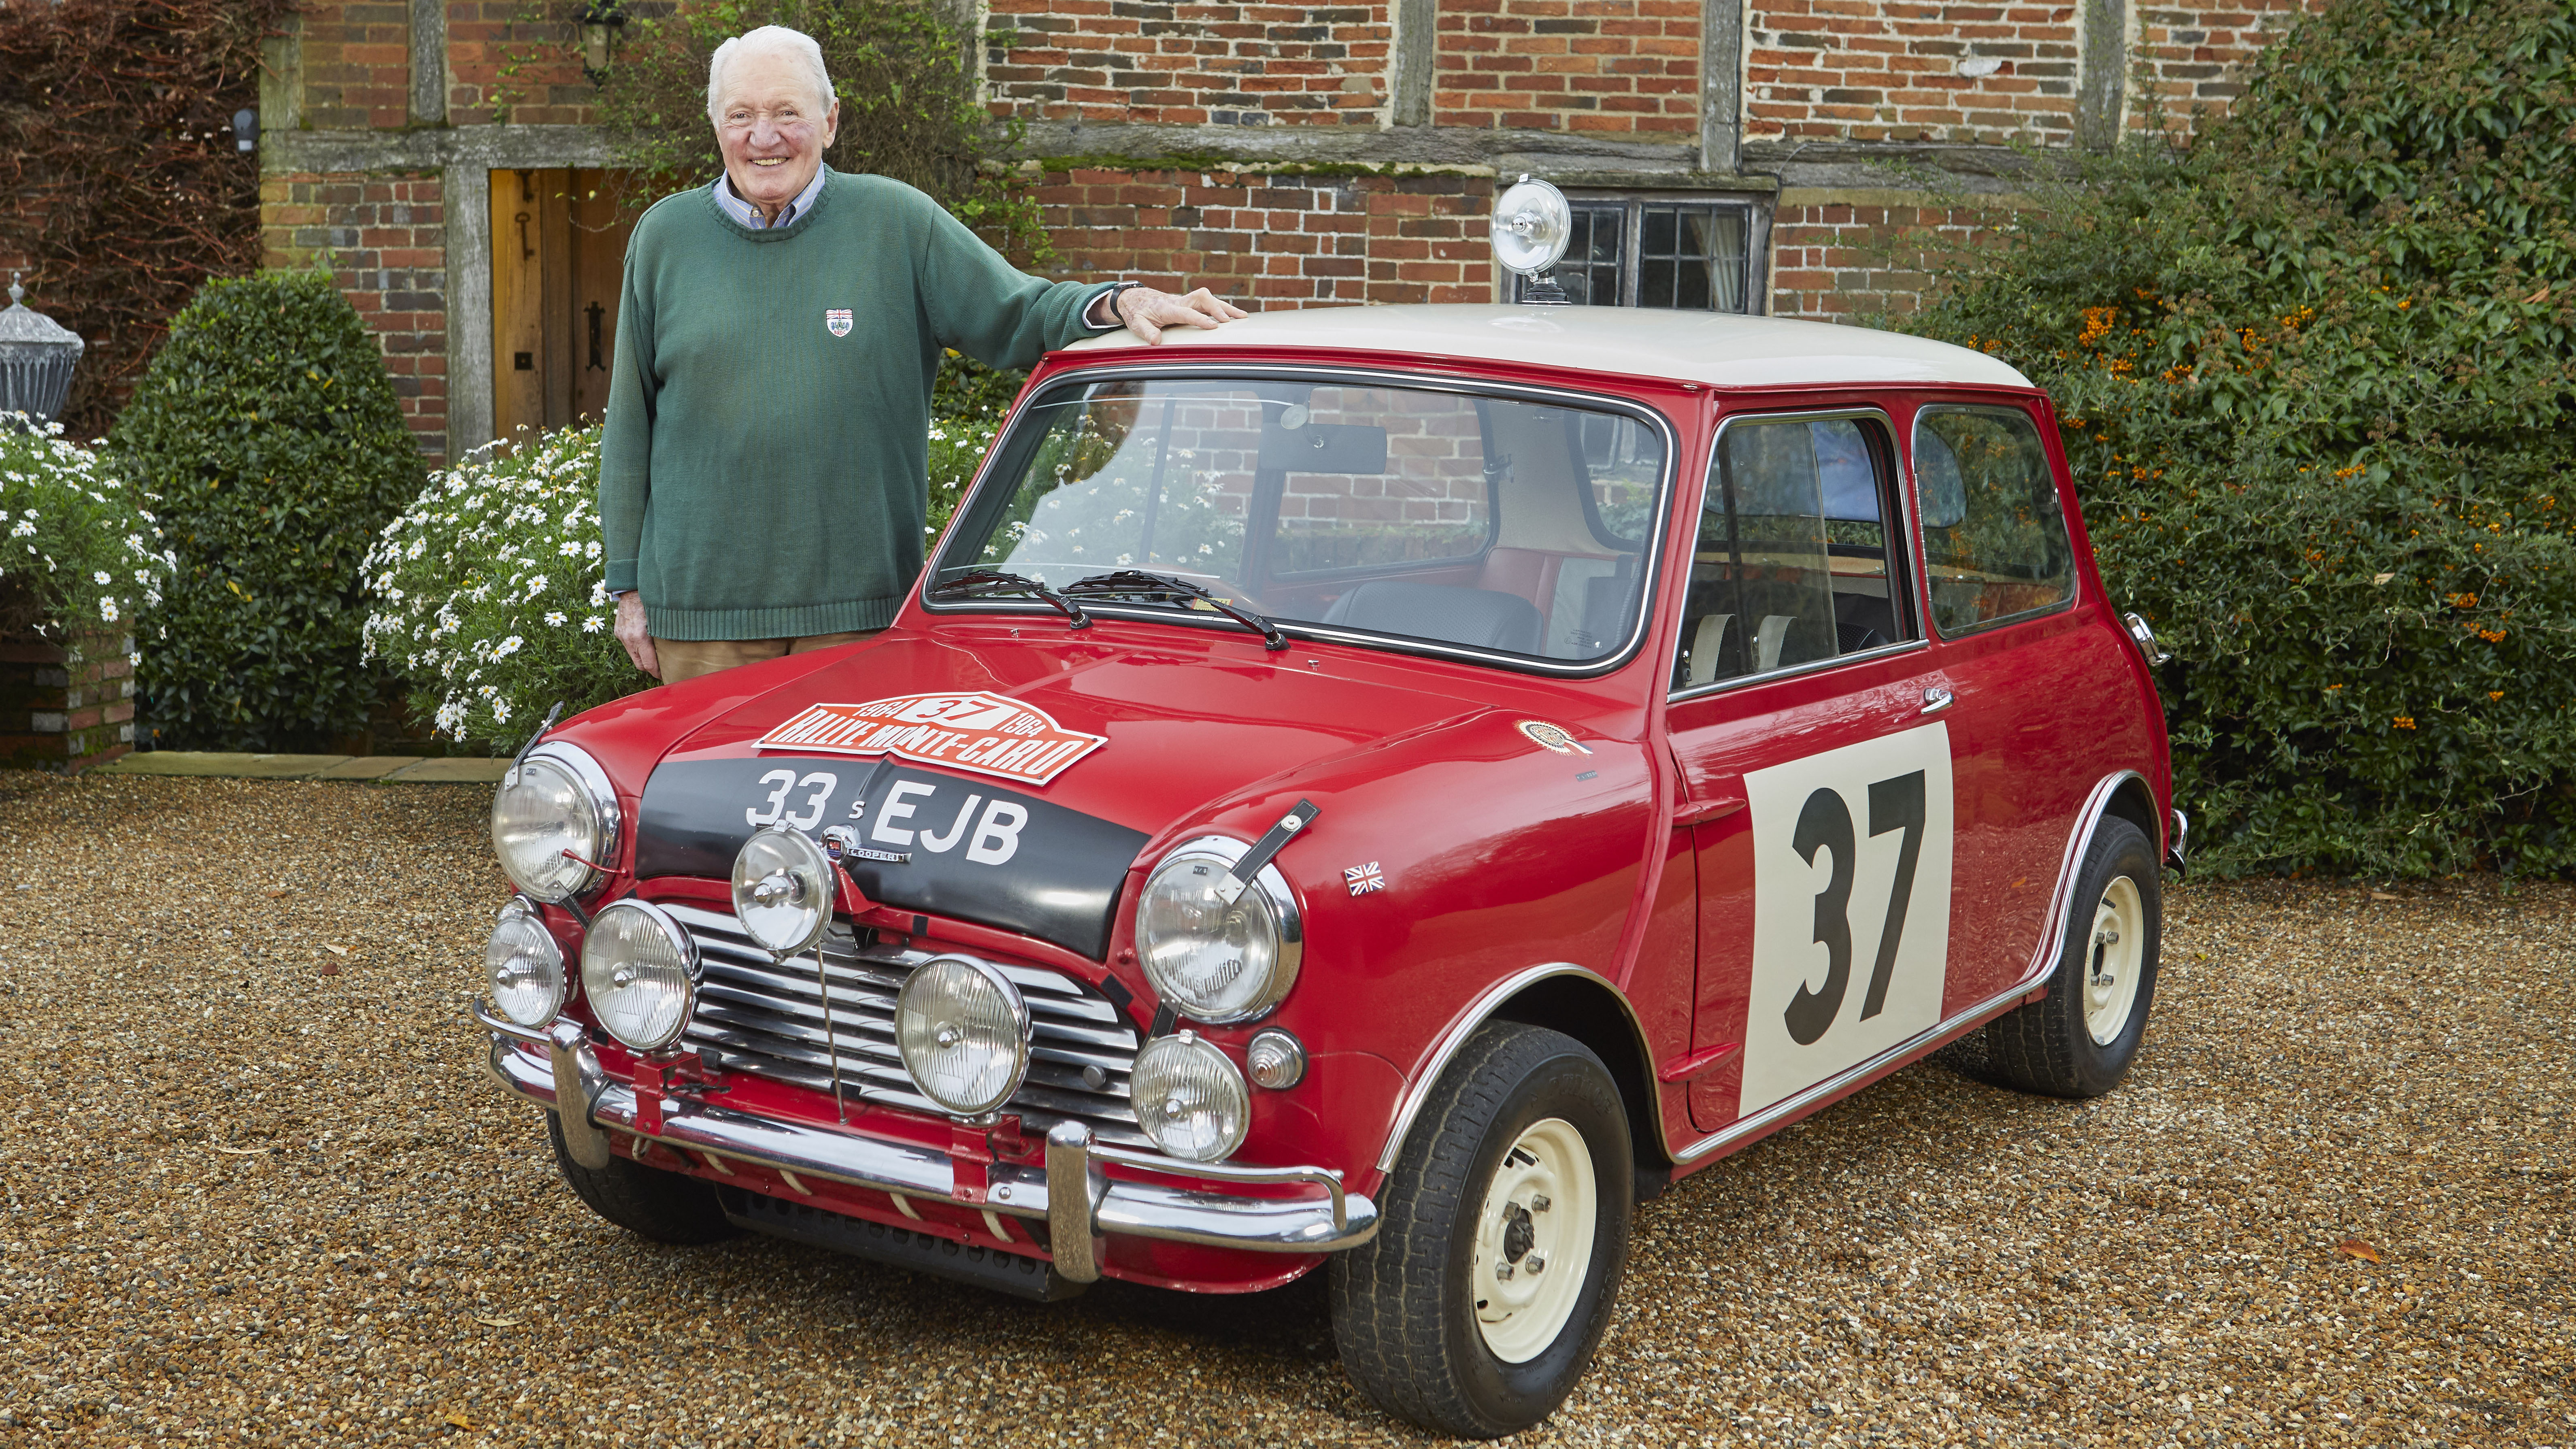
[1910,401,2083,642]
[921,362,1683,680]
[1664,405,1921,703]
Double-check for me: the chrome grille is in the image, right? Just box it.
[662,902,1150,1149]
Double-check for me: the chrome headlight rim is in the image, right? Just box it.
[730,823,836,957]
[578,898,700,1052]
[492,742,621,903]
[1130,1028,1253,1163]
[1135,833,1305,1026]
[487,895,568,1029]
[894,954,1034,1119]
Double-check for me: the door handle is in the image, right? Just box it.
[1919,686,1954,715]
[1672,795,1746,828]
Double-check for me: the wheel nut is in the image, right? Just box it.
[1529,1194,1551,1213]
[1495,1262,1515,1281]
[1525,1254,1546,1275]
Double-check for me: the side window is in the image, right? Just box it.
[1912,406,2075,635]
[1673,415,1913,692]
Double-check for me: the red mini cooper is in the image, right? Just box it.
[475,286,2176,1436]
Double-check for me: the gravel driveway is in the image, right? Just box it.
[2,771,2567,1447]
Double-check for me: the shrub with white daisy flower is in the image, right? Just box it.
[0,413,174,649]
[365,413,1002,751]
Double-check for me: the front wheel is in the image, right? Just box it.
[1330,1023,1634,1438]
[1979,814,2162,1098]
[545,1111,737,1245]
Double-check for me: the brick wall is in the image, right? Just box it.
[1034,167,1498,306]
[987,0,1393,126]
[2131,0,2320,132]
[297,0,415,129]
[1768,189,2002,320]
[0,628,136,774]
[1432,0,1701,134]
[260,173,451,463]
[1744,0,2080,146]
[445,0,598,124]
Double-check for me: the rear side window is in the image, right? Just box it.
[1673,413,1914,692]
[1912,406,2075,635]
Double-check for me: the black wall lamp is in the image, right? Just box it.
[576,0,626,87]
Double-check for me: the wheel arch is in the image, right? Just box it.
[2098,773,2163,862]
[1372,965,1669,1177]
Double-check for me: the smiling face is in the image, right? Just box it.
[713,45,839,217]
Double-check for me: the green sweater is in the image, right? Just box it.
[599,169,1113,639]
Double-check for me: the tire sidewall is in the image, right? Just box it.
[2057,818,2162,1093]
[1440,1043,1635,1431]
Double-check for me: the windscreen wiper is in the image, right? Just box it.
[1063,570,1289,651]
[927,569,1091,630]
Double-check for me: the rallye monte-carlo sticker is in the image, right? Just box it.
[634,757,1149,959]
[756,693,1108,788]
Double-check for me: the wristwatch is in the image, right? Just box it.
[1098,281,1144,328]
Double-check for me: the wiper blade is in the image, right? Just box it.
[1063,570,1289,651]
[927,569,1091,630]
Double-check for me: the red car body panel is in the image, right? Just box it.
[521,332,2172,1294]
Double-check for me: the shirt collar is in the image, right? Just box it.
[713,165,828,230]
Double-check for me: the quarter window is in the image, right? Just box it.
[1912,406,2076,635]
[1674,415,1914,692]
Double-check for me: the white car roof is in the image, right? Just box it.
[1061,303,2036,391]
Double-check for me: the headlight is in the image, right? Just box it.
[732,825,835,956]
[1135,836,1303,1023]
[579,900,699,1051]
[1130,1030,1250,1162]
[895,956,1030,1117]
[490,745,618,903]
[486,897,566,1028]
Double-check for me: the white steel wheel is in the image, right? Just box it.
[1469,1117,1599,1363]
[2082,875,2146,1045]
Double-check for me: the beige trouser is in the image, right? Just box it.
[653,630,881,685]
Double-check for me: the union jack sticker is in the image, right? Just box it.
[825,308,853,337]
[1344,862,1385,896]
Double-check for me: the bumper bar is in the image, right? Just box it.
[474,1004,1378,1280]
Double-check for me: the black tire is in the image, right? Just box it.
[1980,815,2161,1098]
[545,1111,738,1245]
[1330,1023,1634,1438]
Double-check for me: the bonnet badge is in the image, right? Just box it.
[825,308,853,337]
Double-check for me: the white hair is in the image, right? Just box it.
[706,26,834,126]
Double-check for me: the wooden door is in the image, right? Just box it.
[491,168,639,440]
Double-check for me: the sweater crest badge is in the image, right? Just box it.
[757,692,1108,787]
[825,308,853,337]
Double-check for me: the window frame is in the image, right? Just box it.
[1908,401,2083,642]
[1667,405,1927,702]
[1500,191,1774,315]
[924,362,1687,680]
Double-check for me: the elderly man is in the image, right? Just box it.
[600,25,1241,685]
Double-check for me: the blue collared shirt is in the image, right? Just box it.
[713,167,827,229]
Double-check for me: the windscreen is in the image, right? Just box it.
[936,376,1668,665]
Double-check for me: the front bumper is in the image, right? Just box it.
[474,1004,1378,1281]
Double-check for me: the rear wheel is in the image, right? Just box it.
[1980,815,2161,1098]
[1330,1023,1633,1438]
[545,1111,737,1244]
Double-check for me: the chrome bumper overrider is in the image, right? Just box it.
[473,1003,1378,1281]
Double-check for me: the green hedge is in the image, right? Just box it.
[113,270,424,749]
[1898,0,2576,876]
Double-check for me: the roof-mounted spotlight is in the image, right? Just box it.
[1491,174,1574,306]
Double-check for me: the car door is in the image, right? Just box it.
[1664,407,1960,1136]
[1906,401,2098,1003]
